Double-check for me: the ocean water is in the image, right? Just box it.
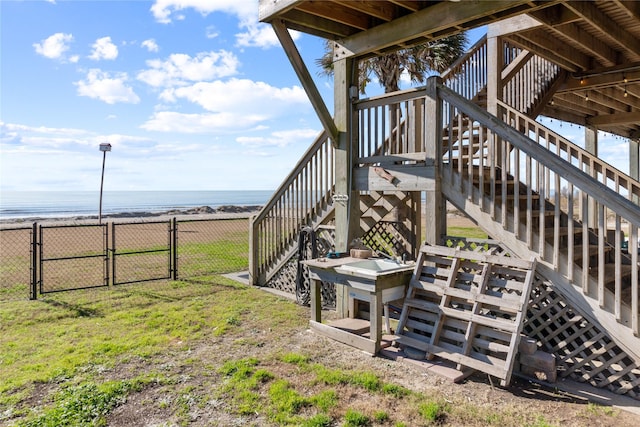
[0,190,273,219]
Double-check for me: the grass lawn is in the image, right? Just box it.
[1,220,637,426]
[1,274,637,427]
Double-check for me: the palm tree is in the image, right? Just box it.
[317,33,468,94]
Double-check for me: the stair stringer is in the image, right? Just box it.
[441,176,640,368]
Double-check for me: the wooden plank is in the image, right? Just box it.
[271,20,338,142]
[334,0,533,59]
[311,320,377,354]
[354,165,435,191]
[258,0,301,22]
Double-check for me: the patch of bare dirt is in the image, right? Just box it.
[102,320,640,427]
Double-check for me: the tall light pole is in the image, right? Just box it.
[98,142,112,224]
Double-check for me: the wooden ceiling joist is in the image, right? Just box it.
[260,1,640,140]
[296,2,372,31]
[513,29,591,71]
[564,1,640,60]
[332,0,536,60]
[333,1,398,22]
[558,65,640,92]
[588,111,640,126]
[612,0,640,21]
[506,35,581,73]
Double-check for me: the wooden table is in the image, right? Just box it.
[302,257,413,354]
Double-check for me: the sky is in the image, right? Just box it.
[0,0,631,194]
[1,0,332,192]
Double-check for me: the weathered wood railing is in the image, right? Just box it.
[442,35,487,101]
[433,78,640,336]
[500,101,640,206]
[501,40,561,116]
[249,130,335,285]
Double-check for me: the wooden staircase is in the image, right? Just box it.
[250,37,640,398]
[434,81,640,364]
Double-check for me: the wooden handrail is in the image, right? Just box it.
[499,100,640,203]
[433,75,639,335]
[250,129,335,285]
[435,80,640,228]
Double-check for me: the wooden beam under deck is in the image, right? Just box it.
[354,165,435,192]
[333,1,539,60]
[564,1,640,61]
[271,20,339,143]
[587,111,640,127]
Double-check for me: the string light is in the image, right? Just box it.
[623,74,628,84]
[580,76,585,84]
[585,91,589,101]
[624,86,628,97]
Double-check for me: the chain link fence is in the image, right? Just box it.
[0,217,250,302]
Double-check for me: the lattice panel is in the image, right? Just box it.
[395,245,537,386]
[362,221,414,260]
[524,276,640,400]
[360,191,420,260]
[443,236,504,254]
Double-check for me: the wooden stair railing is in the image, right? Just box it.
[499,101,640,207]
[442,34,488,102]
[501,39,562,117]
[250,130,335,285]
[431,79,640,344]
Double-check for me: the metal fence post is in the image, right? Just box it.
[171,217,178,280]
[104,223,110,287]
[30,222,37,300]
[111,222,116,286]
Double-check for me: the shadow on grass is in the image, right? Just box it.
[41,298,103,318]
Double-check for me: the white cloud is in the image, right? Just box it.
[137,50,239,87]
[150,0,254,24]
[140,111,267,133]
[235,22,279,49]
[205,25,219,39]
[75,69,140,104]
[150,0,283,48]
[237,128,319,148]
[143,79,311,134]
[89,36,118,60]
[159,78,308,114]
[141,39,159,52]
[33,32,73,60]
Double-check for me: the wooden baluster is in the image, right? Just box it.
[598,204,605,307]
[614,214,621,321]
[582,191,589,294]
[631,225,638,335]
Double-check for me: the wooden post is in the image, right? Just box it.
[486,36,503,117]
[585,126,598,229]
[425,77,445,246]
[631,139,639,204]
[248,215,259,286]
[487,36,504,169]
[334,55,360,317]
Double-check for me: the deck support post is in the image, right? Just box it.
[425,77,446,246]
[487,36,504,169]
[585,126,599,229]
[631,139,639,204]
[334,56,360,317]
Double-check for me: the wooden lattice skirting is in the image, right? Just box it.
[524,275,640,400]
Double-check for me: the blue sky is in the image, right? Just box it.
[0,1,630,194]
[1,0,330,192]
